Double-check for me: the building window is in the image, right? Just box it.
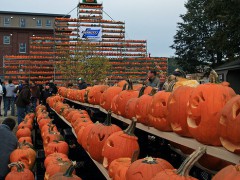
[46,19,51,27]
[19,43,27,53]
[3,36,10,44]
[20,18,26,27]
[4,17,11,26]
[36,19,42,27]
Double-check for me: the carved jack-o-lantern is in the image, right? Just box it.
[167,86,194,137]
[187,83,236,146]
[148,91,172,131]
[102,120,139,168]
[108,158,131,180]
[219,95,240,153]
[126,157,174,180]
[87,112,121,163]
[88,85,109,105]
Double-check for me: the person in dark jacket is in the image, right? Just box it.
[0,118,17,180]
[78,77,87,90]
[16,80,31,124]
[42,83,53,105]
[4,79,16,117]
[48,80,58,95]
[30,81,40,111]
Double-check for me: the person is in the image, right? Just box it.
[48,80,58,95]
[4,79,15,117]
[78,77,87,90]
[2,81,7,112]
[0,80,3,116]
[42,83,53,105]
[30,81,40,111]
[0,118,18,180]
[16,80,31,124]
[146,70,160,88]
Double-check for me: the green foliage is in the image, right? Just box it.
[57,40,111,85]
[171,0,240,73]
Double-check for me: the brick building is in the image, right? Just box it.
[0,11,70,77]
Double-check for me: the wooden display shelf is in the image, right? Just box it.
[50,108,111,180]
[64,98,240,165]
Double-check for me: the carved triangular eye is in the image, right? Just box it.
[107,140,114,147]
[98,133,105,141]
[232,103,240,119]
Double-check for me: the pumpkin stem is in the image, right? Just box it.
[142,156,158,164]
[138,85,146,98]
[127,79,133,90]
[235,165,240,171]
[122,83,128,91]
[8,162,25,172]
[124,118,137,136]
[63,161,77,177]
[149,87,158,96]
[103,111,112,126]
[176,146,206,176]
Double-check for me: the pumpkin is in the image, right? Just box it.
[102,119,140,168]
[115,80,139,116]
[126,157,174,180]
[110,95,119,114]
[16,127,32,139]
[117,80,128,87]
[187,83,236,146]
[10,142,36,169]
[108,158,131,180]
[219,95,240,153]
[135,88,158,125]
[43,129,63,147]
[148,91,172,131]
[49,162,82,180]
[45,140,69,156]
[18,137,32,144]
[100,86,125,110]
[212,164,240,180]
[73,118,93,134]
[152,147,206,180]
[77,123,96,150]
[87,111,122,163]
[36,104,47,112]
[125,86,146,119]
[6,162,34,180]
[45,159,75,180]
[44,153,69,168]
[38,118,52,130]
[18,120,33,130]
[167,86,194,137]
[88,85,109,105]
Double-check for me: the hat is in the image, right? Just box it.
[78,77,84,81]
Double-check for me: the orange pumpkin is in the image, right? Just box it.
[167,86,194,137]
[187,83,236,146]
[6,162,34,180]
[219,95,240,153]
[44,153,69,168]
[102,119,139,168]
[87,112,122,163]
[45,140,69,156]
[212,164,240,180]
[148,91,172,131]
[88,85,109,105]
[77,123,96,150]
[108,158,131,180]
[126,157,174,180]
[16,127,32,139]
[135,88,158,125]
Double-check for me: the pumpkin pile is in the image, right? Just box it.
[10,113,36,170]
[57,81,240,155]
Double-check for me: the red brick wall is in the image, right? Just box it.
[0,28,54,76]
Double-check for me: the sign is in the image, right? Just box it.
[83,0,97,3]
[79,27,102,41]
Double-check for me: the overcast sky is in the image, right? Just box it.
[1,0,186,57]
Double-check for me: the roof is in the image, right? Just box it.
[215,59,240,71]
[0,11,71,18]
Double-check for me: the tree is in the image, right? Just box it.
[171,0,240,73]
[56,39,111,85]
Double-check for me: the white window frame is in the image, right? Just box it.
[3,36,10,44]
[20,18,26,27]
[36,19,42,27]
[19,43,27,53]
[46,19,51,27]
